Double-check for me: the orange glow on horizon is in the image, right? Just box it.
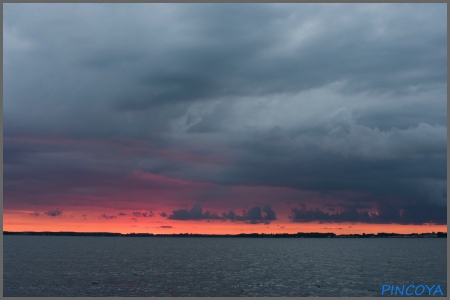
[3,209,447,235]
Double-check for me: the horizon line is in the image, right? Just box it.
[3,230,447,237]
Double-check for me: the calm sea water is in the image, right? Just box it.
[3,236,447,297]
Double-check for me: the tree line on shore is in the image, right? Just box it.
[3,231,447,238]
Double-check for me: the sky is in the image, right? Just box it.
[3,3,447,234]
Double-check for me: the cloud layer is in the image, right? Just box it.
[167,204,277,224]
[45,210,62,217]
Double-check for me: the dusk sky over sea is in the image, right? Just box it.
[3,3,447,234]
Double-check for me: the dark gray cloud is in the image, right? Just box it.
[290,207,372,223]
[118,212,127,216]
[99,214,116,220]
[262,206,277,221]
[231,206,278,224]
[3,4,446,226]
[168,204,222,220]
[160,212,167,217]
[29,211,41,216]
[4,4,445,137]
[132,211,154,218]
[221,210,236,220]
[321,227,342,230]
[290,200,446,225]
[159,226,173,228]
[45,209,62,217]
[168,204,277,224]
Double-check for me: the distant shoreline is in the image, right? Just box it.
[3,231,447,238]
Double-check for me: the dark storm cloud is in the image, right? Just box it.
[374,199,447,225]
[290,200,446,225]
[221,210,236,220]
[45,209,62,217]
[262,206,277,221]
[168,204,222,220]
[160,212,167,217]
[118,212,127,216]
[4,4,445,137]
[227,206,278,224]
[337,203,371,210]
[119,73,218,111]
[290,207,372,223]
[132,211,154,218]
[99,214,116,220]
[168,204,277,224]
[3,4,446,226]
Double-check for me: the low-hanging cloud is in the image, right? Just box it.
[132,211,154,218]
[45,209,62,217]
[230,206,278,224]
[168,204,222,220]
[168,204,277,224]
[290,199,447,225]
[99,214,116,220]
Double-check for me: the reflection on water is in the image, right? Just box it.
[3,236,447,296]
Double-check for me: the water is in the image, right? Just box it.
[3,236,447,297]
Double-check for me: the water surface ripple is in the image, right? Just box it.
[3,236,447,297]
